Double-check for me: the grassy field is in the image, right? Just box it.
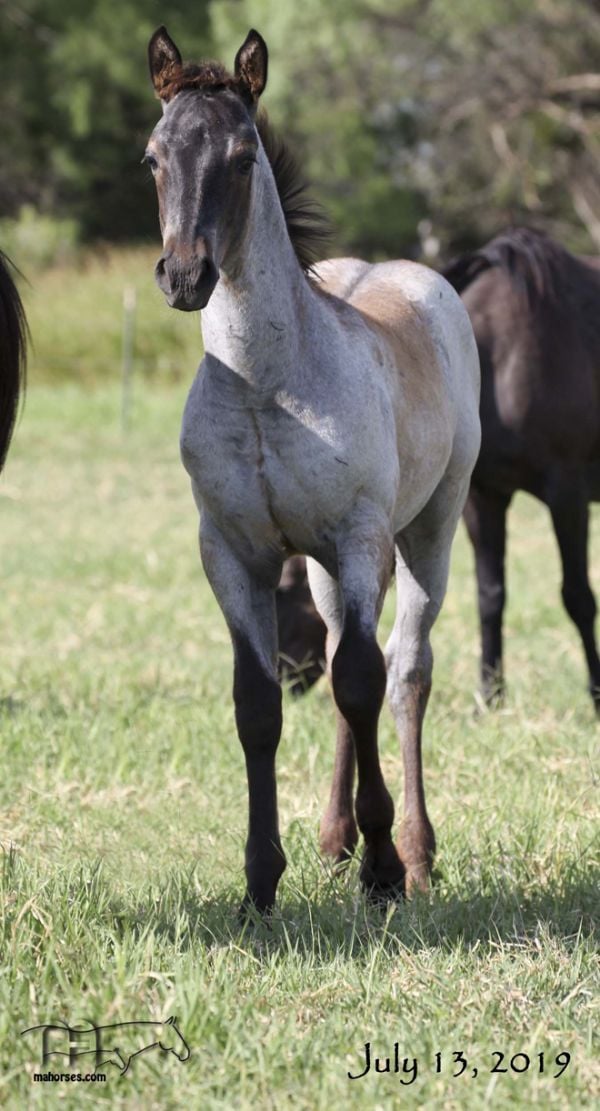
[1,379,595,1102]
[20,246,203,386]
[0,366,598,1102]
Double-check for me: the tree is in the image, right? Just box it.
[1,0,598,256]
[0,0,213,240]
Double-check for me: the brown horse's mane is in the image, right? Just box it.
[156,62,331,274]
[442,227,577,306]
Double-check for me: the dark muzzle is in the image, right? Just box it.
[155,249,218,311]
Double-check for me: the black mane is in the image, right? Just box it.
[442,227,574,305]
[255,113,330,273]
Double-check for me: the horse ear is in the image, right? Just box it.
[234,29,268,103]
[148,26,182,100]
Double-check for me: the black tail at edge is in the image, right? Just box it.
[0,250,27,471]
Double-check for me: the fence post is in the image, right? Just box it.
[121,285,137,433]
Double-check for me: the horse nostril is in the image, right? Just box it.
[155,254,174,293]
[155,249,174,279]
[197,256,216,286]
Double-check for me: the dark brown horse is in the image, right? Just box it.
[278,229,600,716]
[0,249,27,471]
[276,555,326,695]
[443,228,600,713]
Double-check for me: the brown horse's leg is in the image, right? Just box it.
[200,515,286,914]
[276,556,326,695]
[305,561,358,862]
[463,486,511,706]
[546,470,600,715]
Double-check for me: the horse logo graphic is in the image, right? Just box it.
[21,1015,190,1076]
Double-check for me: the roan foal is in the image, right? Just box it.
[146,27,480,912]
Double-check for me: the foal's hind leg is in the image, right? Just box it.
[328,525,404,900]
[200,513,285,914]
[387,476,470,893]
[463,485,511,706]
[306,559,358,863]
[546,469,600,714]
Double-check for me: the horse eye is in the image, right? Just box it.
[143,152,159,174]
[238,157,256,176]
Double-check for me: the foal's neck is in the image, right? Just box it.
[200,147,314,394]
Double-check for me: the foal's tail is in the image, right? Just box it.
[0,250,27,471]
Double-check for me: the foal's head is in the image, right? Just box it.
[146,27,268,311]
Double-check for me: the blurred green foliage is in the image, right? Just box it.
[0,0,213,244]
[0,205,78,269]
[1,0,599,262]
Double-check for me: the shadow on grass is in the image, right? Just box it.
[109,861,599,961]
[4,843,597,963]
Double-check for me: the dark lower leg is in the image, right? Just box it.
[463,487,510,706]
[233,634,286,913]
[548,478,600,714]
[563,582,600,709]
[319,711,358,863]
[332,612,403,899]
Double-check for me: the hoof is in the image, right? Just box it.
[320,814,359,867]
[237,892,274,925]
[360,840,405,905]
[397,817,435,896]
[480,671,505,711]
[404,864,432,896]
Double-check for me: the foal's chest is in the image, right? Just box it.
[180,367,374,556]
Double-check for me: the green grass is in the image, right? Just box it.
[21,246,204,385]
[0,383,598,1109]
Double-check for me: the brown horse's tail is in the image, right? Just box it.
[0,250,27,471]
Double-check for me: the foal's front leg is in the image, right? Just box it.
[200,515,285,914]
[331,534,404,900]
